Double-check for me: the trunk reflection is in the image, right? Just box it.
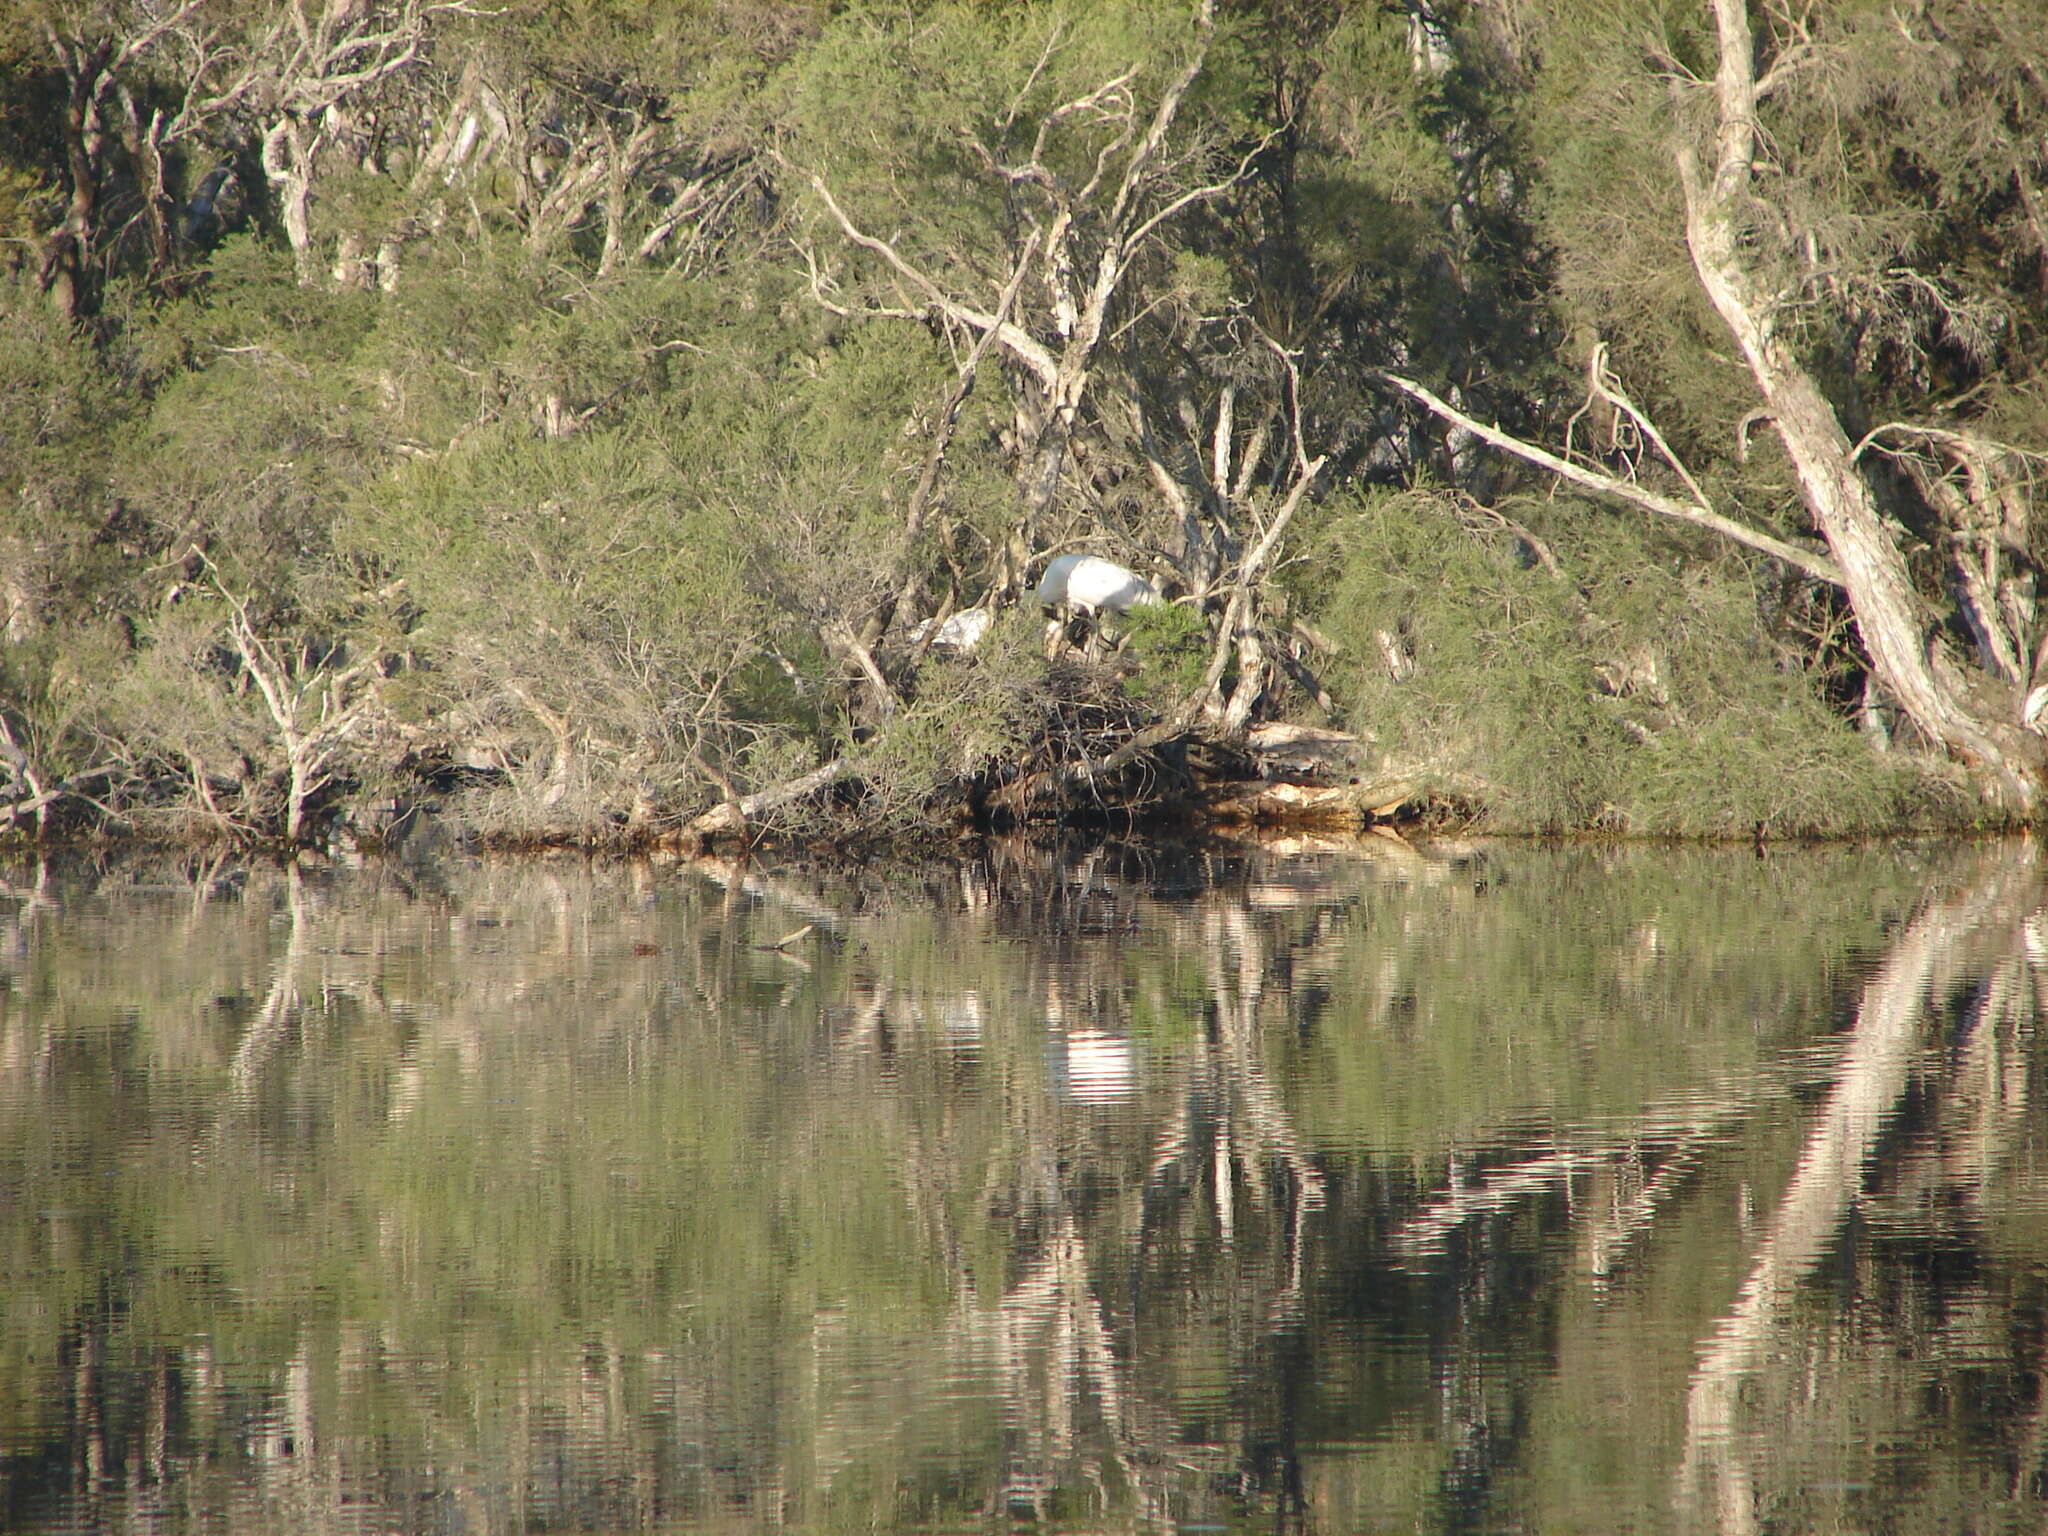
[1,839,2042,1534]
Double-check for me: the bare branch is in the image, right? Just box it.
[106,0,207,79]
[1103,0,1213,237]
[1061,76,1139,208]
[863,230,1042,650]
[682,752,863,842]
[1116,126,1278,281]
[1850,421,2048,469]
[797,241,922,323]
[1216,452,1326,733]
[998,23,1067,132]
[1376,371,1846,587]
[1257,329,1313,480]
[1581,341,1716,508]
[804,171,1060,388]
[822,619,898,716]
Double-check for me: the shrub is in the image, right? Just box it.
[1301,488,1940,835]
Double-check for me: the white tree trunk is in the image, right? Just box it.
[1680,0,2042,812]
[262,118,319,284]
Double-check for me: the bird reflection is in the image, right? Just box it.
[1054,1027,1136,1105]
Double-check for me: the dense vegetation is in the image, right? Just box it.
[4,0,2047,847]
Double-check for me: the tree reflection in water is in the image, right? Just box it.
[800,839,1347,1530]
[2,838,2046,1533]
[1675,844,2048,1535]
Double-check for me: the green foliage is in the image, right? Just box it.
[112,340,374,600]
[0,280,135,626]
[1,0,2036,842]
[96,591,265,767]
[1526,0,2048,500]
[1306,489,1938,835]
[346,409,773,817]
[1120,598,1207,703]
[787,612,1049,837]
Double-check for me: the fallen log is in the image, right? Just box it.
[677,753,862,845]
[1193,779,1370,829]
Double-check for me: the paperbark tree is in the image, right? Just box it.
[246,0,445,286]
[800,3,1242,591]
[1406,0,2048,816]
[1676,0,2045,812]
[32,1,215,315]
[217,580,383,844]
[25,0,447,305]
[796,3,1327,730]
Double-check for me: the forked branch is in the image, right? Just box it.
[1375,370,1845,587]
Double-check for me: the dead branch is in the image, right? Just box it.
[213,575,383,843]
[1850,420,2048,469]
[1580,340,1715,508]
[1851,421,2044,689]
[681,752,862,842]
[821,619,898,717]
[1375,370,1846,587]
[859,231,1042,652]
[803,172,1060,388]
[1209,338,1326,734]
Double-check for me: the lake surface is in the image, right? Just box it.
[2,834,2045,1534]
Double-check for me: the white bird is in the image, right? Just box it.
[906,606,993,651]
[1033,554,1161,616]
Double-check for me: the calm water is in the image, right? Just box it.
[2,835,2045,1534]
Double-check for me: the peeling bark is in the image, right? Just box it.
[1678,0,2043,812]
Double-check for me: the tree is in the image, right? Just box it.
[28,0,210,316]
[789,2,1334,739]
[5,0,2031,843]
[1504,0,2048,813]
[1673,0,2047,811]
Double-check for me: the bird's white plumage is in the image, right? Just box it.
[1033,554,1161,615]
[907,607,992,650]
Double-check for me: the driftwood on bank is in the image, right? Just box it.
[1194,778,1391,829]
[680,753,863,843]
[672,690,1444,845]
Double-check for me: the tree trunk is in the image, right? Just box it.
[285,749,314,845]
[39,37,112,318]
[1679,0,2043,813]
[116,87,176,285]
[263,117,321,284]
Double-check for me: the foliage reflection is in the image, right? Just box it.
[0,838,2043,1534]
